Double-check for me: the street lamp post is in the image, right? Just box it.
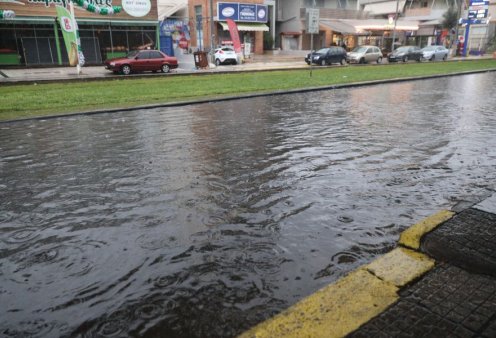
[391,0,400,52]
[209,0,214,63]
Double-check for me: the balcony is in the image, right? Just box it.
[299,8,370,20]
[404,8,432,17]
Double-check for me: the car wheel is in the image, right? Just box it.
[161,64,170,73]
[215,58,221,66]
[359,57,365,64]
[377,57,382,64]
[442,55,447,61]
[121,65,131,75]
[403,56,408,62]
[430,55,435,61]
[320,59,326,66]
[306,61,311,65]
[340,58,346,66]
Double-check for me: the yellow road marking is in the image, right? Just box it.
[238,270,398,338]
[399,210,454,249]
[238,210,454,338]
[364,247,435,287]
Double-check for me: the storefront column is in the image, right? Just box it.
[156,23,160,50]
[254,31,263,54]
[53,19,62,65]
[324,29,332,47]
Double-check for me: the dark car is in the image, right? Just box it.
[104,50,178,75]
[387,46,422,62]
[305,46,347,66]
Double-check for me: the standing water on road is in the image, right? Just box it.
[1,73,496,337]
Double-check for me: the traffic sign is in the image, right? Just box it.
[306,8,319,34]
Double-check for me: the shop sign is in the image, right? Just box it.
[217,2,267,23]
[0,0,157,21]
[122,0,150,17]
[468,0,489,20]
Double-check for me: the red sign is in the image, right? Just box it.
[226,19,242,54]
[179,37,188,49]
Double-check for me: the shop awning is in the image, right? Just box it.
[319,20,361,35]
[416,25,435,36]
[344,19,419,31]
[219,22,269,32]
[364,1,406,15]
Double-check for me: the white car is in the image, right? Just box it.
[214,47,238,66]
[421,45,449,61]
[346,45,383,64]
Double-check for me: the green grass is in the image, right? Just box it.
[1,59,495,121]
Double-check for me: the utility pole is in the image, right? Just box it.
[454,0,463,55]
[209,0,214,63]
[391,0,400,52]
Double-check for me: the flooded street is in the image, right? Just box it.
[1,73,496,337]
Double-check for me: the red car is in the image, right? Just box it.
[104,49,178,75]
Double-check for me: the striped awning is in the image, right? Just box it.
[219,22,269,32]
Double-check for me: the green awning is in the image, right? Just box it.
[219,22,269,32]
[0,16,156,27]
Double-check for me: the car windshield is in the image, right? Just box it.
[395,47,409,52]
[126,50,140,58]
[315,48,329,54]
[351,47,367,53]
[421,46,437,51]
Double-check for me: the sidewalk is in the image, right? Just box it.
[239,194,496,338]
[0,52,492,84]
[349,196,496,338]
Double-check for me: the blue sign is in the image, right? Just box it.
[239,4,256,21]
[468,0,489,19]
[217,2,268,22]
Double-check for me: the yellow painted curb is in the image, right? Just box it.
[399,210,454,250]
[238,210,453,338]
[238,269,398,338]
[363,247,435,287]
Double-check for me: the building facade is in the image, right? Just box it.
[0,0,159,66]
[187,0,275,55]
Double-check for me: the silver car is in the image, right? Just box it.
[421,45,449,61]
[346,45,383,64]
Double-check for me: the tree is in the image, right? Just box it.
[442,6,458,29]
[442,5,459,48]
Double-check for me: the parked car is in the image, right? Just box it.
[305,46,347,66]
[388,46,423,62]
[214,47,238,65]
[104,50,178,75]
[421,45,449,61]
[347,45,383,64]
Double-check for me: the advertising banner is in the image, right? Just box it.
[0,0,157,21]
[218,2,267,22]
[56,5,79,66]
[226,19,242,54]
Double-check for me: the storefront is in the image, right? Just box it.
[188,0,271,55]
[0,0,158,66]
[316,19,418,52]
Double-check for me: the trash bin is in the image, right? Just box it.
[194,51,209,69]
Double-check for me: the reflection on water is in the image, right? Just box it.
[1,73,496,337]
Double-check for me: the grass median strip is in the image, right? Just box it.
[1,60,495,121]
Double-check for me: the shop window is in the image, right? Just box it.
[111,30,128,53]
[128,30,145,51]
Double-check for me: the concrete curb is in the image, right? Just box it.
[237,210,455,338]
[1,68,495,125]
